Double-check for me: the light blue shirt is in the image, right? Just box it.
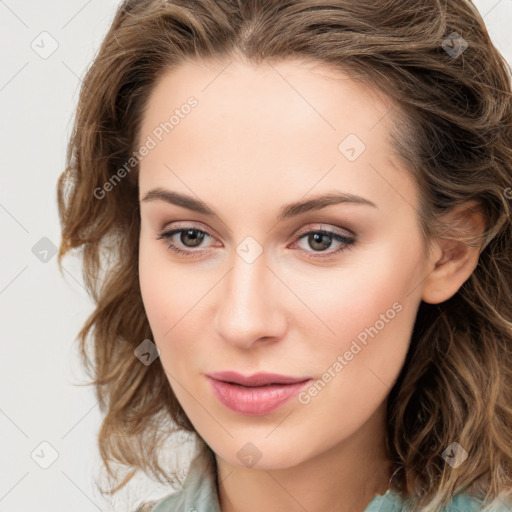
[138,445,510,512]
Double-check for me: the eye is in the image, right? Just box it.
[291,227,355,259]
[156,225,215,256]
[155,224,356,259]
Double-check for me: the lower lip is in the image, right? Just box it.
[207,377,311,415]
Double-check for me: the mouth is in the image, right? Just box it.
[206,371,312,415]
[206,370,311,387]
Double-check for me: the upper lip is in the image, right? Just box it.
[207,371,311,387]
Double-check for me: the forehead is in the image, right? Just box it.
[139,57,394,144]
[137,57,412,214]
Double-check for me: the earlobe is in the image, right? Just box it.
[421,201,486,305]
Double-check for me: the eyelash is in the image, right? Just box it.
[156,224,356,260]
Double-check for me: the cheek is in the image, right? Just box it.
[138,241,214,366]
[298,236,422,393]
[139,235,192,326]
[297,278,416,441]
[139,240,181,355]
[139,250,168,336]
[138,253,199,406]
[296,238,421,344]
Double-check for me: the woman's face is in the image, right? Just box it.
[138,58,432,469]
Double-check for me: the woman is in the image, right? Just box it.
[56,0,512,510]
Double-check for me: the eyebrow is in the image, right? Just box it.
[141,188,377,222]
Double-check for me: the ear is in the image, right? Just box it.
[421,200,487,305]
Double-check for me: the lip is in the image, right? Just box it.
[207,370,311,387]
[206,371,312,416]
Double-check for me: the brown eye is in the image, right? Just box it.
[306,232,334,251]
[294,229,355,259]
[156,227,213,256]
[177,229,206,248]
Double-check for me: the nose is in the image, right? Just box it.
[213,252,287,350]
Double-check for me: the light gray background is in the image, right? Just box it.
[1,1,511,511]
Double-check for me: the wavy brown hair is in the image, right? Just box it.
[56,0,512,510]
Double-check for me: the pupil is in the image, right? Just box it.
[310,233,331,251]
[182,229,204,247]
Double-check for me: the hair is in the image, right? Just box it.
[56,0,512,510]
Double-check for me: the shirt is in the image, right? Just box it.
[137,445,511,512]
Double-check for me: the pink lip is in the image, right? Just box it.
[206,371,312,416]
[207,370,310,386]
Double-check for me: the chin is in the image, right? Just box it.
[208,435,318,471]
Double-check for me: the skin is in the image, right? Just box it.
[137,57,485,512]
